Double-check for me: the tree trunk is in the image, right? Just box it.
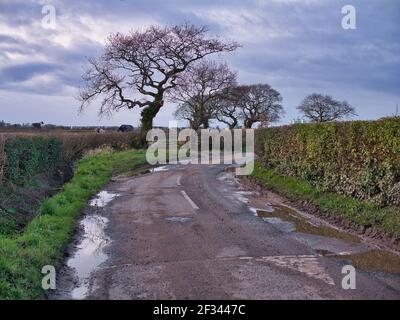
[202,117,210,129]
[244,119,253,128]
[228,119,238,129]
[140,100,163,142]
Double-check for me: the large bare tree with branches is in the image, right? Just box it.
[173,98,203,130]
[237,84,284,128]
[79,24,239,135]
[213,86,246,129]
[170,60,237,130]
[297,93,356,122]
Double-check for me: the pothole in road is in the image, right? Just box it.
[67,215,110,299]
[249,203,275,214]
[234,191,255,203]
[151,166,170,173]
[253,206,400,277]
[164,216,192,223]
[89,191,120,207]
[254,204,361,243]
[217,172,239,186]
[331,250,400,276]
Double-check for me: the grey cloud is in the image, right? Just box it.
[0,0,398,125]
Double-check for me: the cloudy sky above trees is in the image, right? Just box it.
[0,0,399,126]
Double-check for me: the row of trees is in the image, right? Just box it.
[170,61,285,129]
[79,24,356,133]
[171,60,356,128]
[170,60,285,129]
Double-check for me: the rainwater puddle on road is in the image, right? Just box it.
[253,205,400,277]
[89,191,120,207]
[165,216,192,223]
[217,172,239,186]
[151,166,170,173]
[249,203,275,215]
[253,204,360,243]
[234,191,255,203]
[67,215,110,299]
[331,250,400,276]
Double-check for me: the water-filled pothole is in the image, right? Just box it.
[165,216,192,223]
[151,166,169,173]
[234,191,254,203]
[331,250,400,276]
[67,215,110,299]
[254,204,400,276]
[89,191,120,207]
[255,204,360,243]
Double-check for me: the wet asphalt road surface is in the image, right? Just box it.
[53,164,400,299]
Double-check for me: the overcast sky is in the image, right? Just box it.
[0,0,399,126]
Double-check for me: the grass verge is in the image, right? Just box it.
[0,149,146,299]
[251,161,400,238]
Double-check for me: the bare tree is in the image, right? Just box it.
[297,93,356,122]
[213,86,246,129]
[79,24,239,135]
[173,98,203,129]
[237,84,284,128]
[170,60,237,130]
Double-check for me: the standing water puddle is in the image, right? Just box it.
[151,166,169,173]
[89,191,119,207]
[67,215,110,299]
[253,204,400,276]
[234,191,255,203]
[165,216,192,223]
[67,190,117,299]
[331,250,400,276]
[252,204,361,243]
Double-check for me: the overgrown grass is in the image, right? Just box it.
[251,161,400,237]
[0,149,146,299]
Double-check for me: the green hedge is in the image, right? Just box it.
[4,137,62,184]
[0,132,143,186]
[255,119,400,207]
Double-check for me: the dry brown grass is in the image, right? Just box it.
[55,131,141,162]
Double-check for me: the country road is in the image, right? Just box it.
[53,163,400,300]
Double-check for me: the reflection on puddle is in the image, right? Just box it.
[262,217,296,232]
[315,249,352,257]
[234,191,254,203]
[89,191,119,207]
[249,204,275,215]
[251,203,400,277]
[332,250,400,276]
[151,166,169,173]
[67,215,110,299]
[257,255,335,285]
[253,204,360,243]
[217,172,238,186]
[165,216,192,223]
